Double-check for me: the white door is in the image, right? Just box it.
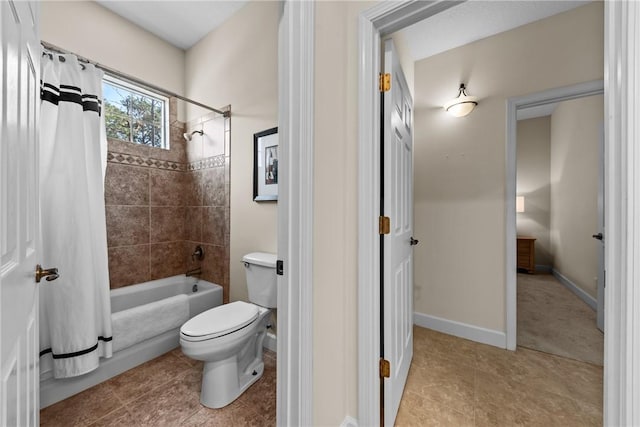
[596,124,605,332]
[1,1,41,425]
[382,39,414,427]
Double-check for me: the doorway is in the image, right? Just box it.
[387,10,605,425]
[514,90,605,367]
[506,81,605,351]
[356,2,636,427]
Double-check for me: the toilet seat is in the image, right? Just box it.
[181,301,259,341]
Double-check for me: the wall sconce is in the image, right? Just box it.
[444,83,478,117]
[516,196,525,213]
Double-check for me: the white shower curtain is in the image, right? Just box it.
[39,52,112,378]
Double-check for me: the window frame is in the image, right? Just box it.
[102,74,171,150]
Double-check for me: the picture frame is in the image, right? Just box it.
[253,127,279,201]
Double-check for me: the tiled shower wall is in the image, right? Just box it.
[183,111,230,303]
[104,98,230,302]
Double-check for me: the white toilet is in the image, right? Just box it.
[180,252,277,409]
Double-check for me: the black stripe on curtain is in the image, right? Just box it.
[39,336,113,359]
[40,81,102,116]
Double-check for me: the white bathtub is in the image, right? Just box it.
[40,275,222,409]
[110,274,222,319]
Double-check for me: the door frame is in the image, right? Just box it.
[357,2,462,425]
[505,79,605,351]
[602,2,640,421]
[277,1,314,426]
[596,122,605,332]
[356,1,640,426]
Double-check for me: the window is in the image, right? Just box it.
[103,75,169,149]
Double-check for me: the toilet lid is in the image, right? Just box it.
[181,301,259,338]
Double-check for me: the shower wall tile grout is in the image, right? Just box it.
[104,103,230,299]
[106,240,200,248]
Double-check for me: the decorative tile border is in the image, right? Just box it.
[107,151,225,172]
[107,151,185,171]
[187,155,225,171]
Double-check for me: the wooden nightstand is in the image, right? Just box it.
[517,236,536,274]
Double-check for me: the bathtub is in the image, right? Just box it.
[40,275,222,409]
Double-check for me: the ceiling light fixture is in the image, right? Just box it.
[444,83,478,117]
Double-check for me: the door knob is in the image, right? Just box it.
[410,237,419,246]
[592,233,603,241]
[35,264,59,283]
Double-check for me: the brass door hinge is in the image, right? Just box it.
[379,216,390,235]
[380,358,390,378]
[379,73,391,92]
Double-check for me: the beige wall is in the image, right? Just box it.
[411,3,603,331]
[313,1,374,424]
[41,1,185,96]
[185,1,279,304]
[550,95,603,298]
[517,117,552,267]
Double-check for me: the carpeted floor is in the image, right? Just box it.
[517,273,604,366]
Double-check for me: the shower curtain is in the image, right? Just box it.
[39,52,112,378]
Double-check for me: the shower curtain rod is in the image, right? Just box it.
[41,41,229,117]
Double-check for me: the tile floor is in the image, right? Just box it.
[41,330,602,427]
[40,348,276,427]
[395,326,603,426]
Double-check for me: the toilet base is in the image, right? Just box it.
[180,305,271,409]
[197,311,270,409]
[200,357,264,409]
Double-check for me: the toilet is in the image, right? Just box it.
[180,252,277,409]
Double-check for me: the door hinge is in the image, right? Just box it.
[380,358,390,378]
[379,73,391,92]
[379,216,390,235]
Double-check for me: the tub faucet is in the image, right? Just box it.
[186,267,202,277]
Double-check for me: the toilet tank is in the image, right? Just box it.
[242,252,277,308]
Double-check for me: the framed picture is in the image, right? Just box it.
[253,127,278,201]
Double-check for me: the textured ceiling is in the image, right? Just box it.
[401,0,592,61]
[95,1,248,50]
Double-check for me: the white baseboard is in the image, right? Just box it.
[340,415,358,427]
[264,331,277,353]
[552,269,597,310]
[413,312,506,349]
[535,264,553,273]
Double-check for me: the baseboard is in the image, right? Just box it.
[264,331,277,353]
[340,415,358,427]
[413,312,506,349]
[535,264,553,273]
[552,269,597,311]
